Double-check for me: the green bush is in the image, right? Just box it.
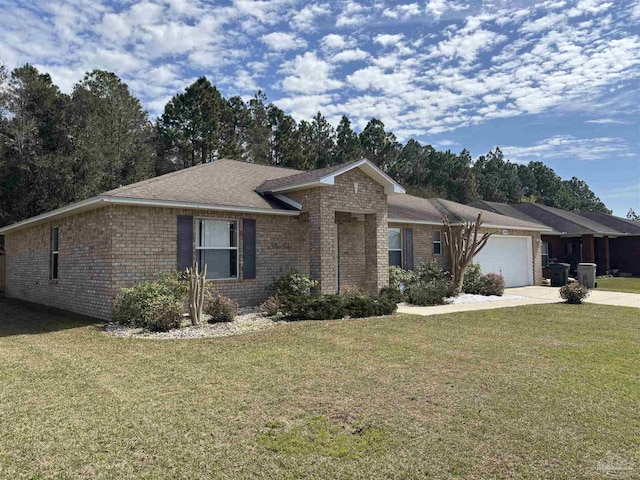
[389,266,416,291]
[147,297,184,332]
[414,260,448,284]
[273,270,318,298]
[405,280,449,306]
[112,279,184,331]
[261,295,282,316]
[560,283,590,304]
[379,286,403,303]
[482,273,505,296]
[462,264,484,294]
[287,294,397,321]
[206,296,239,323]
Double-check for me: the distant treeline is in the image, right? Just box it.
[0,64,610,227]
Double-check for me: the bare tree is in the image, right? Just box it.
[443,213,496,296]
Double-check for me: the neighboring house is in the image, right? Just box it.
[0,159,547,320]
[471,200,640,276]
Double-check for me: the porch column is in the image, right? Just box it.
[309,205,336,295]
[604,236,611,273]
[364,212,389,296]
[582,234,595,263]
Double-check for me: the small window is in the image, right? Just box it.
[432,230,442,255]
[388,228,402,267]
[50,226,59,280]
[542,242,549,267]
[565,243,573,255]
[196,219,238,280]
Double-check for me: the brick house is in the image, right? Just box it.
[0,159,547,320]
[471,201,640,277]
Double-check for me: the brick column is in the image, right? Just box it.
[308,205,336,295]
[582,234,595,263]
[604,236,610,273]
[364,212,389,296]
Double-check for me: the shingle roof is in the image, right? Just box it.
[389,195,550,230]
[104,159,302,211]
[470,200,640,236]
[469,200,558,233]
[257,161,353,192]
[256,158,405,194]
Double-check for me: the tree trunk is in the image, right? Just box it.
[443,213,495,297]
[186,262,207,325]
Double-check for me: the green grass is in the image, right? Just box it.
[0,299,639,479]
[596,276,640,294]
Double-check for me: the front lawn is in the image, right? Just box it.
[0,299,638,479]
[597,276,640,294]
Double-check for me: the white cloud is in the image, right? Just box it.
[382,3,422,19]
[281,52,343,93]
[331,49,368,63]
[321,34,347,50]
[374,34,405,48]
[290,3,330,30]
[425,0,468,20]
[335,1,370,27]
[501,135,635,163]
[275,94,334,120]
[585,118,632,125]
[261,32,307,51]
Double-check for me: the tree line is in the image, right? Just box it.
[0,64,611,228]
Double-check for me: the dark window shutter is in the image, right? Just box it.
[243,218,256,279]
[547,242,553,259]
[177,215,193,272]
[403,227,414,270]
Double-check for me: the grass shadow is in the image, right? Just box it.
[0,298,102,337]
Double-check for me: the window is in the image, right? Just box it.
[565,243,573,255]
[542,241,549,267]
[196,219,238,279]
[432,230,442,255]
[388,228,402,267]
[50,226,59,280]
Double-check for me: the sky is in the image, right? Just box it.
[1,0,639,216]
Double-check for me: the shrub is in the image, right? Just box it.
[389,266,416,291]
[462,264,484,294]
[560,283,590,304]
[112,279,185,331]
[261,295,281,316]
[341,285,368,296]
[414,260,448,284]
[379,286,403,303]
[147,297,183,332]
[287,294,397,321]
[205,296,239,322]
[273,270,318,299]
[405,280,449,306]
[482,273,505,296]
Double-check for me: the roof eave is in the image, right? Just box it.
[0,196,300,234]
[257,159,406,195]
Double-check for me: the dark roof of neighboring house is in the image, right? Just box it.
[389,195,550,231]
[470,200,640,236]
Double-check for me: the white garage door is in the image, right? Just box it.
[473,236,533,287]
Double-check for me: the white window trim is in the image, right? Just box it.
[432,230,442,256]
[50,225,60,281]
[388,227,403,268]
[195,218,239,281]
[541,241,549,267]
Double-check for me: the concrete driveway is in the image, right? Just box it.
[508,286,640,308]
[397,285,640,317]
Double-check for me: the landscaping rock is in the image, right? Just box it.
[104,307,277,339]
